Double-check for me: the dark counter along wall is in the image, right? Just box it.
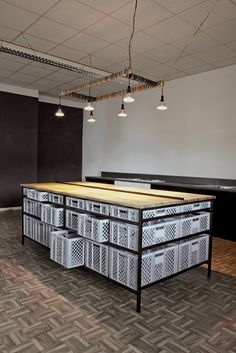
[37,102,83,183]
[0,92,83,207]
[0,91,38,208]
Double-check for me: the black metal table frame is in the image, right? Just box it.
[21,186,213,313]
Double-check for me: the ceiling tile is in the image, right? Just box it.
[94,44,129,63]
[0,1,38,31]
[205,19,236,43]
[85,16,131,42]
[0,68,13,78]
[135,71,159,81]
[212,56,236,68]
[1,78,29,87]
[105,63,127,73]
[4,0,59,14]
[181,0,236,29]
[142,63,178,77]
[45,70,82,83]
[0,56,27,70]
[31,62,59,72]
[144,16,195,42]
[0,24,19,41]
[26,18,77,43]
[7,72,39,83]
[33,77,60,88]
[79,55,113,70]
[13,34,56,53]
[165,71,187,81]
[226,40,236,51]
[111,0,173,30]
[194,45,236,63]
[63,32,109,54]
[170,55,206,70]
[144,44,181,63]
[0,52,30,64]
[115,32,165,54]
[184,63,215,74]
[48,46,87,62]
[77,0,132,14]
[171,32,221,54]
[126,55,159,71]
[18,63,55,77]
[153,0,206,14]
[45,0,105,31]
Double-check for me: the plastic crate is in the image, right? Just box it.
[86,200,110,216]
[179,212,210,237]
[23,215,59,247]
[109,244,178,289]
[143,205,180,219]
[48,193,64,205]
[66,196,85,210]
[178,234,209,271]
[110,205,139,222]
[142,218,179,247]
[26,189,49,202]
[180,201,211,213]
[85,239,109,276]
[110,221,138,250]
[23,198,42,218]
[41,204,64,227]
[83,215,109,242]
[50,230,84,269]
[65,209,85,235]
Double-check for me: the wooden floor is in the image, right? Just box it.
[0,210,235,353]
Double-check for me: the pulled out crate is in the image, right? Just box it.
[86,200,110,216]
[85,239,109,276]
[66,209,85,235]
[41,204,64,227]
[143,205,180,219]
[48,193,64,205]
[109,244,178,290]
[23,198,42,218]
[110,205,139,222]
[50,230,84,269]
[66,196,85,210]
[180,202,211,213]
[24,188,49,202]
[179,212,210,237]
[178,234,209,271]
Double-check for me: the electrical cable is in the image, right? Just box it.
[128,0,138,71]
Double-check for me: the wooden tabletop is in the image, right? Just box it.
[21,182,215,209]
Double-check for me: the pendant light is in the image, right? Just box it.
[118,96,127,117]
[84,100,94,111]
[87,110,96,123]
[123,78,135,103]
[157,83,167,111]
[55,96,64,117]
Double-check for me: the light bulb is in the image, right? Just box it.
[87,111,96,122]
[123,85,135,103]
[157,95,167,110]
[118,103,127,117]
[55,105,64,117]
[84,101,94,111]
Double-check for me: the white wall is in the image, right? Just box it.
[83,64,236,180]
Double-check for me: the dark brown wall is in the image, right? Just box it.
[37,102,83,183]
[0,91,38,207]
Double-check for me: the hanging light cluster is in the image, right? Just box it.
[55,96,64,117]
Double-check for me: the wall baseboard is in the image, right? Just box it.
[0,206,22,212]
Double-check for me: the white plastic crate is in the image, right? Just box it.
[143,205,180,219]
[23,215,59,247]
[48,193,64,205]
[66,209,85,235]
[142,218,179,247]
[41,204,64,227]
[26,189,49,202]
[110,221,138,250]
[50,230,84,268]
[66,196,85,210]
[83,215,109,242]
[178,234,209,271]
[110,205,139,222]
[23,188,28,196]
[85,239,109,276]
[179,212,210,237]
[180,201,211,213]
[109,244,178,289]
[23,198,42,218]
[86,200,110,216]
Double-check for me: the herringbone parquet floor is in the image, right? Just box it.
[0,210,235,353]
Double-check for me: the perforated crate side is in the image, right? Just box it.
[190,239,199,266]
[198,234,209,263]
[181,201,211,213]
[48,193,64,205]
[51,207,64,227]
[85,240,108,276]
[178,241,191,271]
[86,200,109,216]
[36,191,49,202]
[142,219,179,247]
[110,221,138,250]
[164,245,178,277]
[66,197,85,210]
[143,205,180,219]
[92,218,109,243]
[110,205,139,222]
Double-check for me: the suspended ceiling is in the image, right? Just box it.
[0,0,236,97]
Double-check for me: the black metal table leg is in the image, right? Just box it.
[136,210,143,312]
